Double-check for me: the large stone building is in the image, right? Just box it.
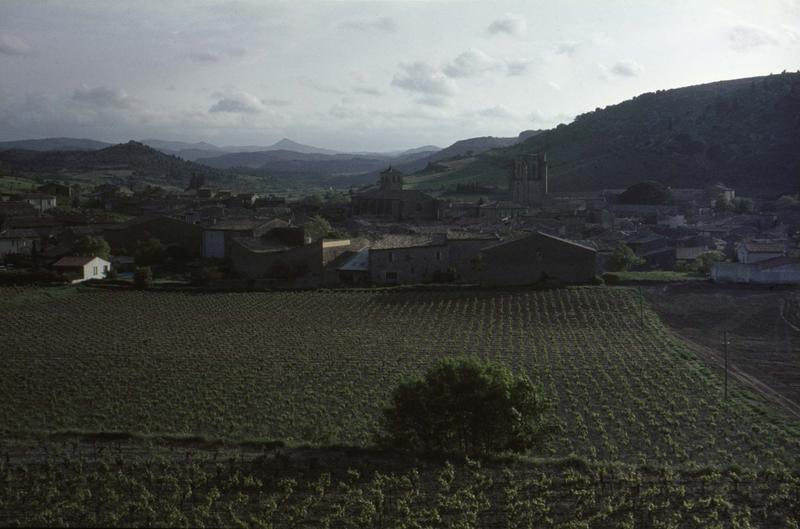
[473,231,596,286]
[509,153,548,206]
[352,167,440,222]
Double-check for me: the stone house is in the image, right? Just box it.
[19,193,57,213]
[0,228,40,258]
[202,218,289,258]
[712,257,800,285]
[473,231,597,286]
[736,240,785,264]
[368,234,449,284]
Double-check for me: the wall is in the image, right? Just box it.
[369,244,448,284]
[202,230,226,258]
[712,263,800,284]
[477,232,596,286]
[230,239,324,287]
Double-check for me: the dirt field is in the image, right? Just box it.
[645,282,800,415]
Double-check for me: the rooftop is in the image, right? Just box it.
[370,234,444,250]
[53,256,99,267]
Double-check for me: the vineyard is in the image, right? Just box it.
[2,286,799,470]
[1,444,799,528]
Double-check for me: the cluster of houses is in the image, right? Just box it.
[1,155,799,287]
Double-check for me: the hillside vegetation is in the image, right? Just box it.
[0,141,222,186]
[427,73,800,197]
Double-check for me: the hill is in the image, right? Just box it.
[0,137,112,152]
[0,141,222,185]
[422,73,800,197]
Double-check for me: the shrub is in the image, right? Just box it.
[379,358,551,456]
[133,266,152,289]
[607,243,644,272]
[601,272,621,285]
[591,275,605,285]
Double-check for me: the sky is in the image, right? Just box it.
[0,0,799,152]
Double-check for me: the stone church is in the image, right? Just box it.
[509,153,548,206]
[352,167,440,222]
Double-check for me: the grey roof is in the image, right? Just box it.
[232,236,291,253]
[482,231,597,254]
[370,234,444,250]
[204,218,271,231]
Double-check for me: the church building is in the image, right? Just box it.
[352,167,441,222]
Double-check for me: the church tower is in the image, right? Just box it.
[379,166,404,191]
[509,153,548,206]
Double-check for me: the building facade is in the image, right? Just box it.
[509,153,548,206]
[352,167,440,222]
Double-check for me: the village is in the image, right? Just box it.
[2,151,799,289]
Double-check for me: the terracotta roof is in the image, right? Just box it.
[53,256,96,267]
[755,256,800,270]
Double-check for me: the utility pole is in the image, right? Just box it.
[639,287,644,327]
[723,330,729,401]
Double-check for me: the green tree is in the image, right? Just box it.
[303,215,333,241]
[617,182,672,205]
[733,197,754,214]
[135,238,167,266]
[74,236,111,260]
[379,358,551,456]
[693,251,726,274]
[714,196,733,212]
[607,243,645,272]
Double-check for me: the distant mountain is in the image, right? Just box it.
[140,139,227,153]
[0,137,113,152]
[0,141,221,185]
[415,73,800,197]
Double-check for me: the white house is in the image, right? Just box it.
[737,240,785,264]
[20,193,57,212]
[52,256,111,283]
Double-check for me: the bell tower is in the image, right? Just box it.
[510,153,548,206]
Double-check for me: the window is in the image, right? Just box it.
[436,251,441,261]
[104,265,109,272]
[93,266,98,275]
[405,253,412,261]
[385,271,398,281]
[416,203,422,212]
[410,267,415,274]
[388,252,394,263]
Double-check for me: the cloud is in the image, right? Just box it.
[555,40,581,56]
[72,86,140,110]
[600,60,643,78]
[443,49,532,78]
[0,33,33,56]
[392,61,456,96]
[443,49,499,78]
[477,105,515,119]
[416,95,450,108]
[186,48,247,63]
[340,16,397,32]
[352,85,383,96]
[728,24,781,51]
[209,92,265,114]
[505,58,533,76]
[487,14,527,36]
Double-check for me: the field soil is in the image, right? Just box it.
[645,283,800,417]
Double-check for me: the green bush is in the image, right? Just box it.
[379,358,551,456]
[601,272,621,285]
[591,275,605,285]
[607,243,645,272]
